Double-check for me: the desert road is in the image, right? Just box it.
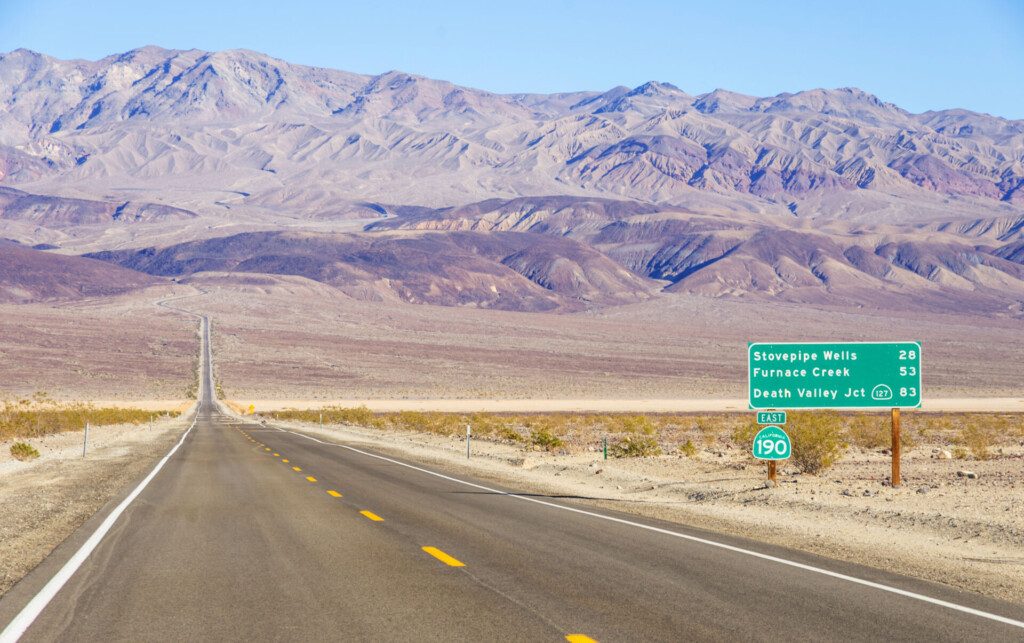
[1,322,1023,641]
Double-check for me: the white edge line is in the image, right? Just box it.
[276,426,1024,631]
[0,416,198,642]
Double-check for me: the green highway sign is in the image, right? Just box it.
[756,411,786,425]
[748,342,922,409]
[752,426,791,460]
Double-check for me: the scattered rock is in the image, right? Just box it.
[841,488,854,497]
[939,450,952,459]
[956,470,979,479]
[916,486,931,494]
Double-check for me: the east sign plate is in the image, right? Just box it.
[756,411,786,425]
[752,426,791,460]
[748,342,921,409]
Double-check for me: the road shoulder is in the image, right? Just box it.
[0,418,189,599]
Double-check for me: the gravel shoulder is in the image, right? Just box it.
[268,417,1024,605]
[0,413,192,597]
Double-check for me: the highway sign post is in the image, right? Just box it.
[748,341,921,487]
[752,425,790,485]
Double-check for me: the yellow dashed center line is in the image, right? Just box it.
[360,510,384,522]
[422,546,464,567]
[292,466,302,472]
[282,459,289,463]
[273,453,280,457]
[264,448,271,451]
[326,490,342,498]
[565,635,597,643]
[306,476,317,482]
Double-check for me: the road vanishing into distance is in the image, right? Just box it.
[2,318,1023,642]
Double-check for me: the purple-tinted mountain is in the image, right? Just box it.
[1,47,1022,220]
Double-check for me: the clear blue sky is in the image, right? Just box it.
[2,0,1022,118]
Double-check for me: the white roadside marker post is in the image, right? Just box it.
[82,422,90,458]
[466,425,471,459]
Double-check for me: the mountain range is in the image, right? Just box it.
[0,46,1022,314]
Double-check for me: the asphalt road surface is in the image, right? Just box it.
[2,318,1023,641]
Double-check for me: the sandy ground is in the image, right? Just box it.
[180,281,1024,400]
[241,397,1024,413]
[263,415,1024,605]
[0,287,198,401]
[2,282,1021,405]
[0,412,192,597]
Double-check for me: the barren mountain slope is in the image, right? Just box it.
[0,240,160,302]
[1,47,1022,220]
[86,230,654,311]
[368,195,1024,314]
[0,185,195,227]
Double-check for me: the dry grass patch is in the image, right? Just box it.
[0,393,182,442]
[265,407,1023,465]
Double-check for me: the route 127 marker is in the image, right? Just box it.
[752,425,790,485]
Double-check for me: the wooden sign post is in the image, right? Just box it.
[891,407,901,487]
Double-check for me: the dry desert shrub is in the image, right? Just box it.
[9,441,39,461]
[529,425,565,451]
[843,414,914,450]
[609,435,662,458]
[730,419,760,447]
[613,415,657,435]
[785,412,846,475]
[497,425,525,443]
[844,415,889,450]
[956,422,996,460]
[678,439,697,458]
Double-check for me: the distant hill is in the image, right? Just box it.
[0,240,159,302]
[0,186,196,227]
[85,229,654,312]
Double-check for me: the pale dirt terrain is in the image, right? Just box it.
[265,415,1024,605]
[2,280,1020,405]
[170,279,1024,401]
[0,413,192,596]
[0,286,198,401]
